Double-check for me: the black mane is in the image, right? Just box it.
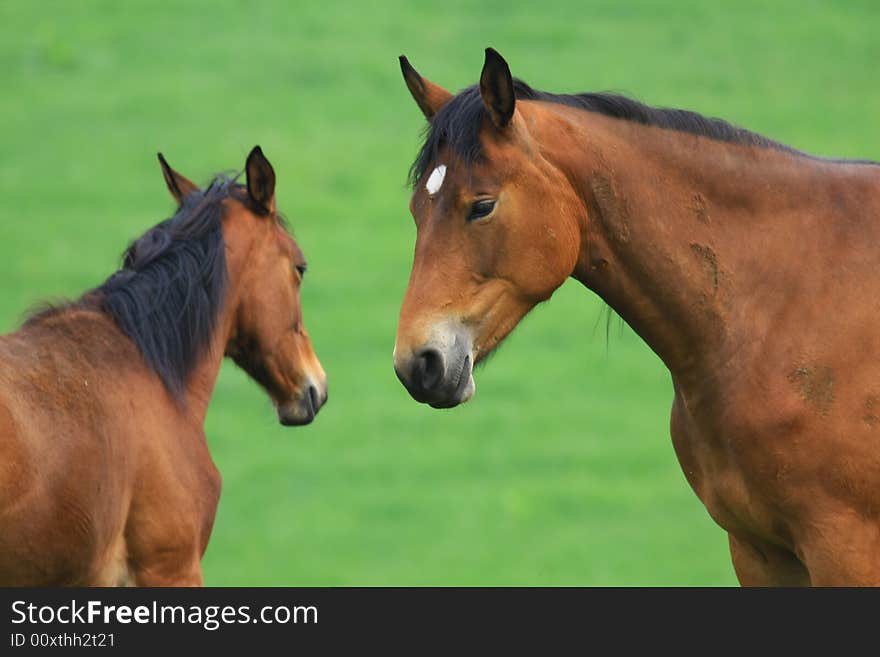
[28,176,244,397]
[410,79,872,185]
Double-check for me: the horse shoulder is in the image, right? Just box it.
[669,368,813,539]
[124,418,221,579]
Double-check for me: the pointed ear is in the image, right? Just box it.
[157,153,199,205]
[399,55,453,120]
[245,145,276,214]
[479,48,515,129]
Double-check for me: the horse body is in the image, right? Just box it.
[551,118,880,583]
[0,148,326,585]
[556,111,880,584]
[0,310,196,585]
[394,50,880,584]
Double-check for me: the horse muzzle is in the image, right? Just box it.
[394,324,475,408]
[277,378,328,426]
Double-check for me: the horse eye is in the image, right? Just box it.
[295,264,307,278]
[467,199,496,222]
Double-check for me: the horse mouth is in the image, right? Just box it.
[278,405,315,426]
[279,411,314,426]
[428,354,473,409]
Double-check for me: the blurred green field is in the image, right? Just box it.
[1,1,878,585]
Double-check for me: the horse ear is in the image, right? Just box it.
[479,48,515,129]
[399,55,453,120]
[245,145,276,214]
[157,153,199,205]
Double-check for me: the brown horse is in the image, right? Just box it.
[393,49,880,585]
[0,147,327,585]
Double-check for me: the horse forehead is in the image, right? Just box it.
[222,195,257,224]
[221,200,295,256]
[264,220,297,255]
[425,165,447,195]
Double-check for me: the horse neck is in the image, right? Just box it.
[181,229,246,425]
[182,309,234,426]
[541,106,843,385]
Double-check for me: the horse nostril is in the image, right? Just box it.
[415,348,444,392]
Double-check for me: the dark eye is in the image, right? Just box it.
[467,199,496,222]
[295,264,307,278]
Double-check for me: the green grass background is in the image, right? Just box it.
[1,0,877,585]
